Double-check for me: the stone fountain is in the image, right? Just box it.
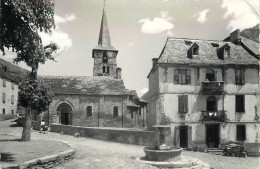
[137,125,210,168]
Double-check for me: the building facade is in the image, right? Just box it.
[41,5,147,128]
[0,66,19,115]
[144,29,259,150]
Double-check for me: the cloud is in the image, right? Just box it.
[139,11,174,35]
[39,14,76,55]
[195,9,210,23]
[222,0,259,31]
[139,88,148,96]
[127,42,135,47]
[55,14,76,25]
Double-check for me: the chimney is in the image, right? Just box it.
[152,58,158,67]
[116,67,122,79]
[230,29,241,45]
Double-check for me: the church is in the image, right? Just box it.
[41,5,147,128]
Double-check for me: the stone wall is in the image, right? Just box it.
[50,124,159,146]
[44,94,146,128]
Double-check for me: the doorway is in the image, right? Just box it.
[57,103,73,125]
[206,124,220,148]
[180,126,188,148]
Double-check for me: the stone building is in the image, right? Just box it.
[41,5,147,128]
[0,66,19,115]
[143,28,259,151]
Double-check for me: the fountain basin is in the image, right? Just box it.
[144,146,183,161]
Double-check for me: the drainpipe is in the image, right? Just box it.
[143,105,145,127]
[121,96,124,128]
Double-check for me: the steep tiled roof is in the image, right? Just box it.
[240,36,259,56]
[40,76,130,95]
[0,58,29,82]
[0,67,19,83]
[156,38,258,65]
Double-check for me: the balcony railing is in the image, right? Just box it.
[200,81,224,95]
[200,110,228,122]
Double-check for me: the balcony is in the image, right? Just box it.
[200,81,224,95]
[200,110,228,122]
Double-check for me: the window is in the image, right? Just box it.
[2,93,6,103]
[235,68,245,85]
[103,65,106,73]
[187,43,199,59]
[192,46,199,55]
[207,96,217,111]
[103,52,108,63]
[206,69,215,82]
[107,66,110,73]
[3,78,6,87]
[224,47,230,58]
[131,112,134,119]
[236,95,245,112]
[11,95,14,105]
[113,106,118,117]
[87,106,92,117]
[174,69,191,85]
[178,95,188,113]
[139,109,141,116]
[2,108,5,114]
[11,83,14,90]
[11,110,14,115]
[237,125,246,141]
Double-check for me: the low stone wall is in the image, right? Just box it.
[50,124,159,146]
[244,143,260,157]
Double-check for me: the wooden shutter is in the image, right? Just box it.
[174,126,180,147]
[187,126,192,149]
[178,95,184,113]
[241,69,245,85]
[186,70,191,84]
[174,69,179,84]
[183,95,188,113]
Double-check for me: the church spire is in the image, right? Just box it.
[98,0,111,47]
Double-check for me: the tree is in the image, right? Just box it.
[0,0,56,141]
[19,79,54,141]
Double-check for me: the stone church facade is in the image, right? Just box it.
[41,6,147,128]
[143,27,259,154]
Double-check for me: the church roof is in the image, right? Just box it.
[93,7,116,51]
[40,76,130,96]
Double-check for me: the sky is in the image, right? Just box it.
[2,0,259,96]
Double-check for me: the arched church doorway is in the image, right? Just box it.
[57,103,73,125]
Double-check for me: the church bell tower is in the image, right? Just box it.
[92,1,121,78]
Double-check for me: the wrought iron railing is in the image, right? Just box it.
[200,110,228,122]
[200,81,224,95]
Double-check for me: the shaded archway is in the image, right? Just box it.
[57,103,73,125]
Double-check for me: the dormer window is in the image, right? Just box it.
[103,52,108,63]
[187,43,199,59]
[192,44,199,55]
[217,44,230,60]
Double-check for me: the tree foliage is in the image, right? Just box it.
[0,0,55,67]
[19,79,54,113]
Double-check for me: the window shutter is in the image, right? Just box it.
[174,126,180,147]
[186,70,191,84]
[178,95,184,113]
[183,95,188,113]
[241,69,245,85]
[174,69,179,84]
[235,69,239,84]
